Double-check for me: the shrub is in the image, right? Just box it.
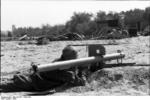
[36,37,49,45]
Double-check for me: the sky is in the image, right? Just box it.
[1,0,150,31]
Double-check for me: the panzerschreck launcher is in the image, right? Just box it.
[32,44,125,73]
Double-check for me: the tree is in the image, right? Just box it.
[124,9,144,27]
[95,11,107,21]
[65,12,93,34]
[142,7,150,30]
[7,31,12,37]
[143,7,150,22]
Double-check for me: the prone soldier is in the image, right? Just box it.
[0,46,86,92]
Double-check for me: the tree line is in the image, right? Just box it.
[1,7,150,40]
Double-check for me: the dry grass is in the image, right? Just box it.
[52,67,149,96]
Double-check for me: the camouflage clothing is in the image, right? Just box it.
[0,46,86,92]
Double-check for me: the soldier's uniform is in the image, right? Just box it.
[0,46,86,92]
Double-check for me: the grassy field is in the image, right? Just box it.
[1,36,150,96]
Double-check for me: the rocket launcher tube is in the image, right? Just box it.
[35,53,125,72]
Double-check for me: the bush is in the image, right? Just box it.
[36,37,49,45]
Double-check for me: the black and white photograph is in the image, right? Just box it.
[1,0,150,98]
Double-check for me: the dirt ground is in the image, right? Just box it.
[1,36,150,97]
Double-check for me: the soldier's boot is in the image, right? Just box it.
[0,80,23,92]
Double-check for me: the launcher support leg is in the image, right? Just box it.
[116,50,123,64]
[117,58,123,64]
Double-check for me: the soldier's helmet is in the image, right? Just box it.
[61,46,77,60]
